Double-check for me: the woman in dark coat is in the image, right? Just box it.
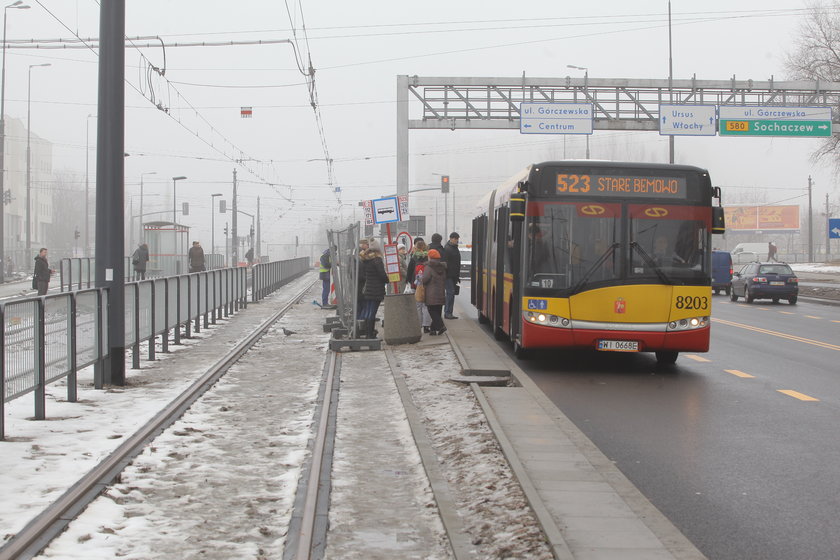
[359,239,388,338]
[422,249,447,335]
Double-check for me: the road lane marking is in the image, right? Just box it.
[779,311,795,315]
[832,320,840,324]
[726,369,755,378]
[712,317,840,352]
[685,354,710,362]
[777,390,820,402]
[805,315,822,319]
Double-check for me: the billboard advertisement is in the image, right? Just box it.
[724,205,800,232]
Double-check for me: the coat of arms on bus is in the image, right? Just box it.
[614,298,626,314]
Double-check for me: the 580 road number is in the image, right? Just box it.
[675,295,708,310]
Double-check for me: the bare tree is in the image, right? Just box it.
[785,1,840,163]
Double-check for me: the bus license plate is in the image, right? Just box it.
[597,340,639,352]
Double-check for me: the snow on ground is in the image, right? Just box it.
[4,272,555,558]
[0,274,315,546]
[393,343,554,559]
[789,263,840,275]
[327,349,452,559]
[35,281,327,559]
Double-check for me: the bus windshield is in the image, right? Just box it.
[525,201,709,292]
[526,202,620,291]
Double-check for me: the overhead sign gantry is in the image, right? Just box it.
[395,75,840,198]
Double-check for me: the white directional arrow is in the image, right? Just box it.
[832,227,840,237]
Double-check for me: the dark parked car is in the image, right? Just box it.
[712,250,733,295]
[730,262,798,304]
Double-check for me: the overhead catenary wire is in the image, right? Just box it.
[32,0,295,217]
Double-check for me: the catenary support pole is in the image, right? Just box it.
[808,175,813,263]
[95,0,126,385]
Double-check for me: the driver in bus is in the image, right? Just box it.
[652,234,687,266]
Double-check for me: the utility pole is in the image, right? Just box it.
[668,0,675,164]
[826,193,831,262]
[95,0,126,386]
[231,168,238,267]
[256,196,261,261]
[808,175,813,263]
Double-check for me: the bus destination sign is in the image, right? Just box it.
[555,173,687,198]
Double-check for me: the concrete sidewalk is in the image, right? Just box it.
[444,302,706,560]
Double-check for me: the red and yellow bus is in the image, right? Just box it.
[471,161,725,364]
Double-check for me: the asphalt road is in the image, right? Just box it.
[457,283,840,560]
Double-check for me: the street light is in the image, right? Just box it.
[139,171,156,244]
[85,113,96,256]
[0,1,30,281]
[210,192,222,255]
[26,62,50,254]
[567,64,591,159]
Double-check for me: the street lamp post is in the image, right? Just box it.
[139,171,156,244]
[26,62,50,254]
[210,192,222,256]
[85,113,96,256]
[172,175,186,264]
[1,1,30,281]
[567,64,590,159]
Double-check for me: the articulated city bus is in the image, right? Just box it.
[471,161,725,364]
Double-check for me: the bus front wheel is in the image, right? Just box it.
[513,339,530,360]
[655,351,679,365]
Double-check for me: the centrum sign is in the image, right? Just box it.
[719,106,832,137]
[520,103,593,135]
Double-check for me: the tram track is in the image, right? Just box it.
[0,280,316,560]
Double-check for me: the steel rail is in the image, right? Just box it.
[0,279,316,560]
[293,350,338,559]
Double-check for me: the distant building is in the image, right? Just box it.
[2,115,54,261]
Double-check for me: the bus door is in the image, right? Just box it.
[471,215,485,308]
[507,207,523,344]
[493,206,509,338]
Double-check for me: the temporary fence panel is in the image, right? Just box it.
[327,223,360,338]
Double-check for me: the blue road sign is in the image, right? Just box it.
[829,218,840,239]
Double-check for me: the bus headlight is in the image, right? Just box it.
[667,316,710,332]
[523,311,571,329]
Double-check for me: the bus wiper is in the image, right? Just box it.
[570,242,619,295]
[631,241,675,285]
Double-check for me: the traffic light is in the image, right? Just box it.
[182,202,189,216]
[249,224,255,238]
[441,175,450,193]
[224,223,229,236]
[219,200,226,213]
[3,189,11,205]
[74,228,80,240]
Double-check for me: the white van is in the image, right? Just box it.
[731,242,769,264]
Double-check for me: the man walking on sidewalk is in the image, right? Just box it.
[442,232,461,319]
[32,248,53,295]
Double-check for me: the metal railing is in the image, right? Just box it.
[251,257,310,302]
[2,257,309,440]
[59,254,227,292]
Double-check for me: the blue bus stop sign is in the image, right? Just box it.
[830,218,840,239]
